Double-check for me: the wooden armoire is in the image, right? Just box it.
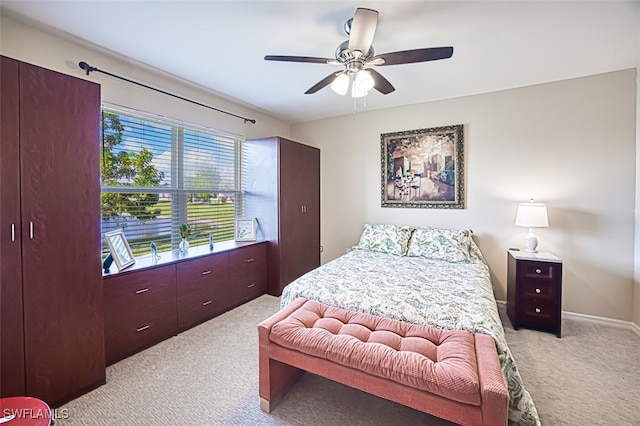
[0,55,105,406]
[245,136,320,296]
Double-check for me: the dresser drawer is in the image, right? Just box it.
[104,265,177,364]
[229,243,266,269]
[177,252,229,330]
[228,243,267,305]
[177,252,229,293]
[177,286,227,330]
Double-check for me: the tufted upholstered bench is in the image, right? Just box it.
[258,298,509,426]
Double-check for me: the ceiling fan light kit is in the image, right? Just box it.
[265,7,454,98]
[330,73,350,95]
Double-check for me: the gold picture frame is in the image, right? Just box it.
[381,124,465,209]
[104,229,135,271]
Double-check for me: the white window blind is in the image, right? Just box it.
[100,105,245,257]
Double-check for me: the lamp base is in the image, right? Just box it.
[523,229,539,253]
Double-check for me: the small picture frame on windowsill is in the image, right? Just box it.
[104,229,135,271]
[235,218,257,242]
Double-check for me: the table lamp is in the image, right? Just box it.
[515,199,549,253]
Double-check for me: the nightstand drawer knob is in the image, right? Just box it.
[535,288,541,294]
[535,307,541,313]
[535,269,542,274]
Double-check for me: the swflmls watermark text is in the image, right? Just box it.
[2,407,70,420]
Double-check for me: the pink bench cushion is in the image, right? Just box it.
[270,299,481,406]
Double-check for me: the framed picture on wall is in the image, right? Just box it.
[235,218,257,241]
[380,124,465,209]
[104,229,135,271]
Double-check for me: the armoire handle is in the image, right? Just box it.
[11,224,15,242]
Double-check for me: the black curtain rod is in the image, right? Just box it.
[78,61,256,124]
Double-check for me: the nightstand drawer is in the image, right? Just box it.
[522,261,558,280]
[522,280,556,299]
[520,299,558,326]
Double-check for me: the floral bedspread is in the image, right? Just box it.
[280,245,540,426]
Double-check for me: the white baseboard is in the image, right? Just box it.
[496,300,640,337]
[563,310,640,337]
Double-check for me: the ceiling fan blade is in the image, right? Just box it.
[368,69,395,95]
[348,8,378,57]
[373,47,454,66]
[305,72,342,94]
[264,55,333,64]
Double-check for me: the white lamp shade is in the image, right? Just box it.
[515,202,549,228]
[330,73,349,96]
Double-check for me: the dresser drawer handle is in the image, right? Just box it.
[135,288,149,294]
[244,258,255,263]
[535,308,541,313]
[535,288,541,294]
[247,283,256,288]
[202,270,212,276]
[136,325,150,332]
[202,300,212,306]
[535,269,542,274]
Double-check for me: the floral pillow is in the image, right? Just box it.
[406,227,472,262]
[353,224,414,256]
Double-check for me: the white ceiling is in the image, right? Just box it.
[2,1,639,124]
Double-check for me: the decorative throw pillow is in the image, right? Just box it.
[353,224,414,256]
[406,227,472,262]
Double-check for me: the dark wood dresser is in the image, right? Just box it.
[507,250,563,337]
[103,241,267,365]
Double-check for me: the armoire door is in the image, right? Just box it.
[297,143,320,275]
[0,55,26,397]
[19,61,105,406]
[279,139,320,288]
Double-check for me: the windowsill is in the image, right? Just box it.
[102,239,266,277]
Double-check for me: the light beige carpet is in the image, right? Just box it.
[55,295,640,425]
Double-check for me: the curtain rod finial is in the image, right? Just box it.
[78,61,95,75]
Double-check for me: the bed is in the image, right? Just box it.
[280,224,540,426]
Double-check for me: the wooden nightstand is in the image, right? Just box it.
[507,250,563,337]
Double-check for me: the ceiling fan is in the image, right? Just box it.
[264,7,454,97]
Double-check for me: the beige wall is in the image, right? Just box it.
[0,15,289,141]
[292,69,637,322]
[3,14,638,325]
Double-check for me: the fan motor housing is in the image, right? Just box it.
[335,40,374,63]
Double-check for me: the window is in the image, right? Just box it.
[100,105,245,257]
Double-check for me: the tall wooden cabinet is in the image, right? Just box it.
[245,136,320,296]
[0,56,105,406]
